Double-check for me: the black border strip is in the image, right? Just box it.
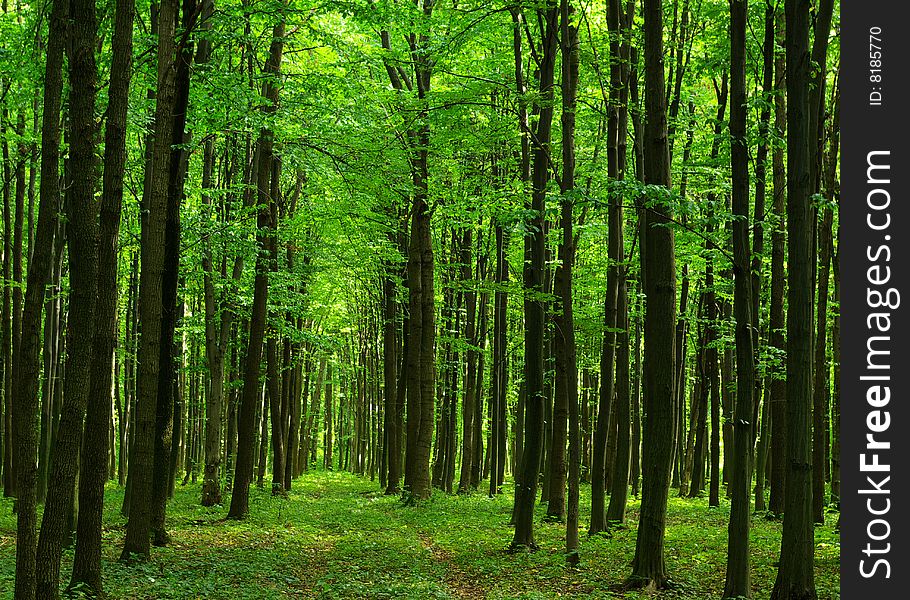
[840,1,908,595]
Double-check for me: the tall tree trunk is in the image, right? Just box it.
[771,1,816,597]
[198,0,238,508]
[489,224,508,496]
[120,0,179,561]
[11,0,67,595]
[457,228,477,494]
[723,0,756,596]
[589,0,624,535]
[511,1,557,551]
[69,0,133,590]
[324,362,333,470]
[2,88,13,501]
[604,0,634,525]
[35,0,100,591]
[151,0,197,546]
[768,5,787,515]
[753,1,776,513]
[267,160,286,496]
[227,5,286,518]
[629,0,676,588]
[558,0,580,562]
[811,206,833,524]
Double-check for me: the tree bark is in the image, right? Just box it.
[227,3,286,518]
[771,1,816,597]
[35,0,100,590]
[511,1,557,551]
[120,0,179,561]
[68,0,132,591]
[629,0,676,588]
[558,0,580,562]
[10,0,67,595]
[723,0,756,595]
[768,5,787,515]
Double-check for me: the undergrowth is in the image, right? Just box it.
[0,470,839,598]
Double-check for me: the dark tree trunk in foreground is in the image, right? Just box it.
[768,5,788,516]
[69,0,133,591]
[121,0,178,561]
[629,0,676,589]
[151,0,197,546]
[35,0,100,593]
[723,0,756,596]
[771,1,816,598]
[11,0,67,596]
[558,0,580,563]
[511,0,557,551]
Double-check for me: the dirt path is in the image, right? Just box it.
[417,531,488,599]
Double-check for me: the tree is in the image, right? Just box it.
[34,0,101,591]
[69,0,134,590]
[11,0,67,595]
[120,0,179,560]
[628,0,676,588]
[604,0,634,527]
[511,0,558,552]
[558,0,580,562]
[771,0,816,598]
[723,0,756,596]
[228,6,287,518]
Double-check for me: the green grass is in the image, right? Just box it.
[0,471,839,598]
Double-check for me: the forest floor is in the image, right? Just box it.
[0,470,839,599]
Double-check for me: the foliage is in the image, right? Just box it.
[0,471,839,598]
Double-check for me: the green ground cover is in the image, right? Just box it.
[0,471,839,598]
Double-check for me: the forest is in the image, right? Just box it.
[0,0,840,597]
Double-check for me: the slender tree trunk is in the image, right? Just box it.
[69,0,133,590]
[120,0,178,560]
[267,161,286,496]
[768,4,787,515]
[151,0,197,546]
[723,1,756,596]
[2,93,13,502]
[489,225,508,496]
[589,0,625,535]
[511,1,557,551]
[606,276,632,522]
[35,0,100,590]
[771,1,816,597]
[629,0,676,588]
[457,228,477,493]
[10,0,67,595]
[604,0,634,525]
[227,6,286,518]
[812,204,833,524]
[753,2,776,514]
[324,363,333,470]
[558,0,580,562]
